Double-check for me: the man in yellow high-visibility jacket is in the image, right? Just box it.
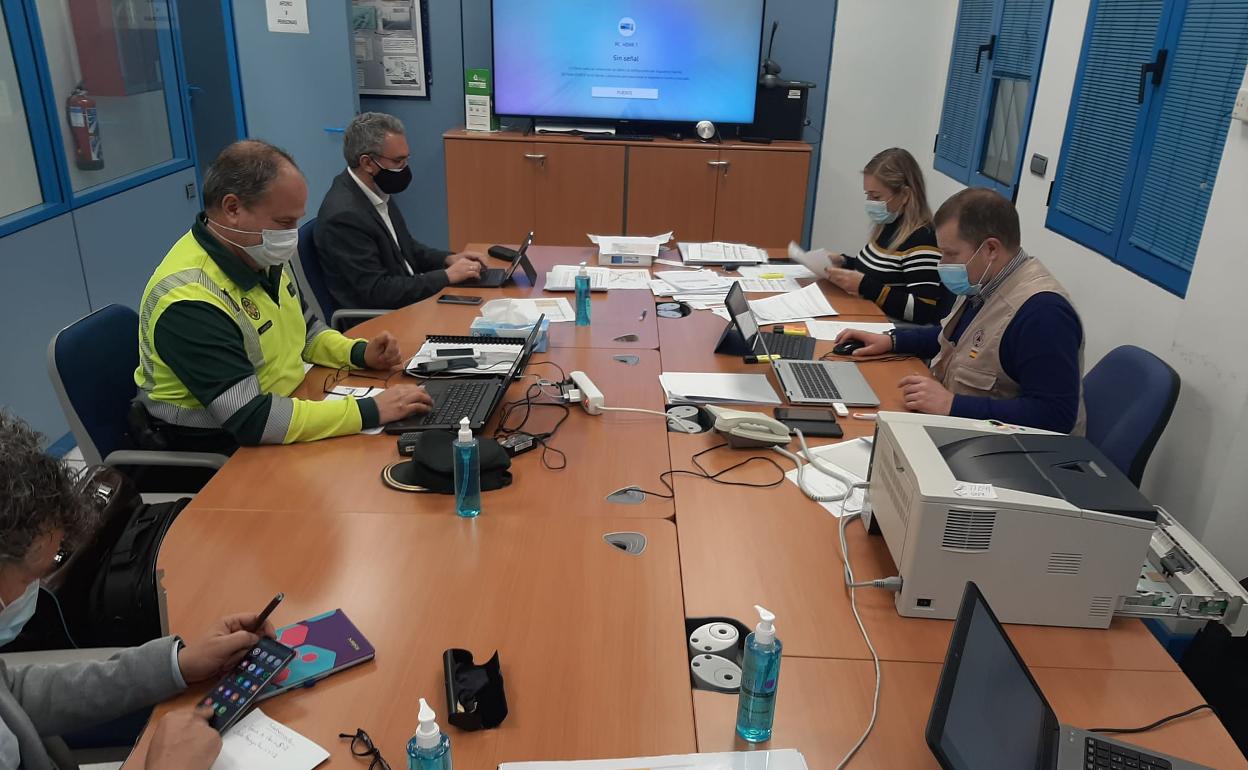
[134,140,432,451]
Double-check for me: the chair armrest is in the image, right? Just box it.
[103,450,229,470]
[0,647,125,666]
[330,308,389,331]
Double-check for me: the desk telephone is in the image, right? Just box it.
[705,406,792,448]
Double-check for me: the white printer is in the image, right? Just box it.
[863,412,1247,634]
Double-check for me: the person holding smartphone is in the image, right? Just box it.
[0,413,277,770]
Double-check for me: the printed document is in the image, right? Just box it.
[804,320,896,341]
[747,283,838,324]
[209,709,328,770]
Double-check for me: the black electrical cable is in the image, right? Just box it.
[1087,704,1213,735]
[495,375,571,471]
[628,442,788,500]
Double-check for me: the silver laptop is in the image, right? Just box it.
[927,582,1211,770]
[724,283,880,407]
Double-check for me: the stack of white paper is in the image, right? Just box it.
[729,276,803,293]
[805,320,896,341]
[680,241,769,265]
[787,241,834,276]
[784,437,874,518]
[324,385,385,435]
[589,232,671,259]
[659,372,781,405]
[654,270,731,292]
[210,710,328,770]
[748,283,838,324]
[739,263,816,280]
[544,265,652,291]
[500,749,809,770]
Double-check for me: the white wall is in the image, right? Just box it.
[811,0,959,252]
[816,0,1248,576]
[0,14,42,218]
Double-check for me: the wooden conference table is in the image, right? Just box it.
[126,246,1245,768]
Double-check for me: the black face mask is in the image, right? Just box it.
[370,159,412,195]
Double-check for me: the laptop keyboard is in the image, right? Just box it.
[789,362,843,401]
[420,381,492,426]
[1085,737,1171,769]
[759,332,814,360]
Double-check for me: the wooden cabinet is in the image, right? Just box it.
[445,138,534,248]
[445,137,624,249]
[712,149,810,246]
[534,143,625,245]
[626,146,719,240]
[445,130,811,249]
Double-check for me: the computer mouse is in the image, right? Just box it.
[833,339,866,356]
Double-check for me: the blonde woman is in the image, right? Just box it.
[823,148,948,325]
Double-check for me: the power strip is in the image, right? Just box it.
[569,371,605,414]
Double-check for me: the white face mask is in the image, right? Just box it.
[208,220,299,268]
[0,580,39,647]
[865,197,899,225]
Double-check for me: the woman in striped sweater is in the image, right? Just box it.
[823,148,950,325]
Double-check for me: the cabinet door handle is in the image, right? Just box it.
[706,160,729,167]
[524,153,547,163]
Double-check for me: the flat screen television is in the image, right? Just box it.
[492,0,766,125]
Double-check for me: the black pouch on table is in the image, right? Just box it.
[382,430,513,493]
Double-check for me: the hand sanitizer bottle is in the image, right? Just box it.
[735,605,782,743]
[407,698,452,770]
[453,417,481,518]
[575,262,591,327]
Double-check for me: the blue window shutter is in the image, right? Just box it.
[993,0,1049,79]
[1049,0,1166,248]
[1122,0,1248,290]
[936,0,996,181]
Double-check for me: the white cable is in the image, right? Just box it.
[836,511,881,769]
[774,427,883,767]
[597,406,698,433]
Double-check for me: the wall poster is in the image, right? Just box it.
[351,0,431,98]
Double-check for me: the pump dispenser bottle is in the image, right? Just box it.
[407,698,452,770]
[453,417,481,518]
[574,261,591,326]
[735,605,782,742]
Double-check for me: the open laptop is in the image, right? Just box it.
[385,315,544,433]
[717,282,815,360]
[460,231,538,288]
[927,582,1211,770]
[725,283,880,407]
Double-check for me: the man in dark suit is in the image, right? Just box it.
[314,112,485,309]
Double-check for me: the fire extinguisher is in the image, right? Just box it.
[67,84,104,171]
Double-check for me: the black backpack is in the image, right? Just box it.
[3,467,189,652]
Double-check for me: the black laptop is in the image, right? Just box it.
[460,231,538,288]
[385,315,544,434]
[927,582,1210,770]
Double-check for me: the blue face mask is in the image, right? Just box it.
[0,580,39,646]
[864,198,899,225]
[937,242,988,296]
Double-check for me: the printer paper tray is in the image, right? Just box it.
[1115,507,1248,636]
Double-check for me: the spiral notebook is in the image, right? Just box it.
[257,609,375,700]
[405,334,527,376]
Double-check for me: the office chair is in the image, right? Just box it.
[1083,345,1180,487]
[293,218,387,330]
[46,304,227,475]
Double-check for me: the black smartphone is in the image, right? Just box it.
[774,407,844,438]
[437,294,483,306]
[775,407,838,423]
[201,636,295,732]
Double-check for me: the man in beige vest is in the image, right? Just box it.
[836,188,1085,434]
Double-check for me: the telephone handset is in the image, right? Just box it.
[705,406,792,448]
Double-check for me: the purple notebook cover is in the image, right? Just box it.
[259,609,375,699]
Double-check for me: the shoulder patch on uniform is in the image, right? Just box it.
[241,296,262,321]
